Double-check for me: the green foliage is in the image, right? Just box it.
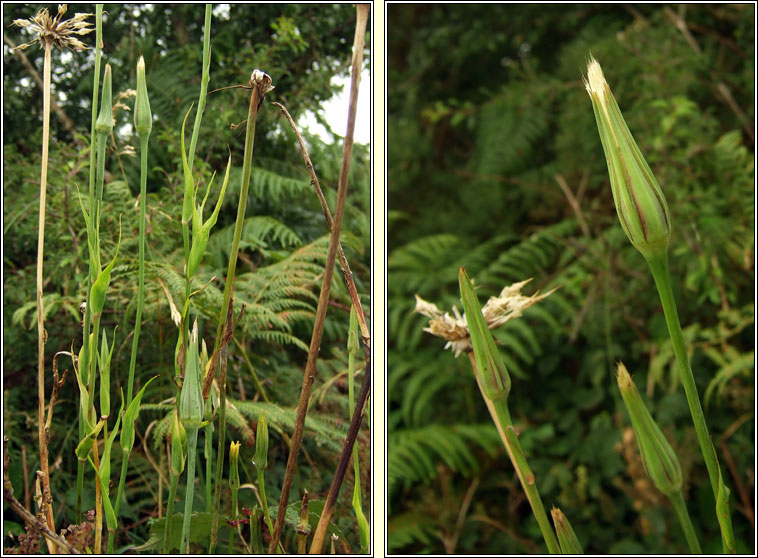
[3,4,369,553]
[388,4,753,554]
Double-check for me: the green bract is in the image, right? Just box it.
[458,267,511,400]
[170,410,187,477]
[179,321,204,429]
[90,218,122,318]
[617,362,682,496]
[94,64,113,135]
[551,507,584,554]
[134,55,152,137]
[585,57,671,261]
[120,377,157,452]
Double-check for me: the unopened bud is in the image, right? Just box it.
[585,57,671,261]
[617,362,682,496]
[95,64,114,135]
[134,56,152,136]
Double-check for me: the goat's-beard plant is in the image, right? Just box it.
[584,56,735,552]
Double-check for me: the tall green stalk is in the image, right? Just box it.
[208,70,272,553]
[76,3,103,524]
[115,53,153,527]
[647,252,734,553]
[585,57,735,552]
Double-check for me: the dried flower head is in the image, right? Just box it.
[12,5,93,52]
[415,278,556,357]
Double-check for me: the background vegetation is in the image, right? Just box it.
[387,4,753,554]
[3,4,370,552]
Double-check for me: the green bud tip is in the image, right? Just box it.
[550,506,584,554]
[585,57,671,261]
[616,362,682,496]
[134,55,152,136]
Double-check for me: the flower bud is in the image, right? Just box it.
[95,64,114,135]
[134,56,152,137]
[585,57,671,261]
[550,507,584,554]
[255,412,269,471]
[458,267,511,400]
[170,410,187,477]
[616,362,682,496]
[178,320,204,430]
[229,441,241,492]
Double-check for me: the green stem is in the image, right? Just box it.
[646,252,734,552]
[257,469,274,541]
[227,487,238,554]
[127,134,150,405]
[209,74,264,553]
[204,397,213,513]
[670,490,702,554]
[162,472,180,554]
[181,427,200,553]
[113,451,129,518]
[490,396,560,555]
[188,5,212,171]
[77,4,104,523]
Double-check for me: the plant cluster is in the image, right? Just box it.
[387,4,753,554]
[3,4,371,554]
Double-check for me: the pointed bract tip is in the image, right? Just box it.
[585,56,606,99]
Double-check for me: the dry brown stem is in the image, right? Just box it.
[269,5,370,552]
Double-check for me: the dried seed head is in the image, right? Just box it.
[415,278,555,357]
[250,69,275,96]
[12,4,93,51]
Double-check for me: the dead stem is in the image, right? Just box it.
[270,3,370,553]
[36,39,56,554]
[3,442,79,554]
[308,364,371,553]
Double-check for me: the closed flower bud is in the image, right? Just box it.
[229,441,241,492]
[95,64,113,135]
[255,413,269,471]
[459,267,511,400]
[617,362,682,496]
[178,320,204,430]
[585,57,671,261]
[170,410,187,477]
[551,507,584,554]
[134,55,152,137]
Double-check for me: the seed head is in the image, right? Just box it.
[585,56,671,261]
[12,5,93,52]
